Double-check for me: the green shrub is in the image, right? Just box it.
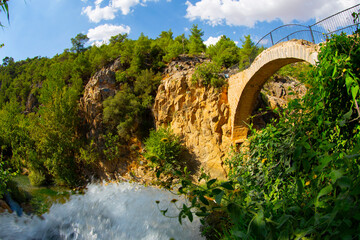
[115,71,128,83]
[29,170,46,186]
[143,127,183,176]
[168,30,360,239]
[192,62,225,88]
[103,133,123,162]
[0,160,16,198]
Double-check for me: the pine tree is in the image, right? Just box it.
[188,24,206,55]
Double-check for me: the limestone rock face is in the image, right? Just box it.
[153,57,306,179]
[153,57,232,179]
[262,76,307,109]
[79,59,123,139]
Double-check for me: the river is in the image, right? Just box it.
[0,182,204,240]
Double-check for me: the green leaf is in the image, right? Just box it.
[232,231,247,238]
[337,176,352,189]
[315,155,333,171]
[273,201,283,210]
[156,170,161,178]
[221,181,234,190]
[297,179,304,195]
[160,208,168,216]
[343,109,353,121]
[345,75,354,91]
[199,195,209,205]
[316,185,333,205]
[351,85,359,101]
[191,196,197,206]
[294,145,302,159]
[332,65,337,78]
[212,188,222,195]
[181,180,190,187]
[215,191,224,204]
[195,212,210,217]
[277,214,291,229]
[178,210,183,225]
[186,211,194,222]
[206,179,217,188]
[330,169,343,183]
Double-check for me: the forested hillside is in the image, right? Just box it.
[0,26,262,189]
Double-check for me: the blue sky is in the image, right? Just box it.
[0,0,358,61]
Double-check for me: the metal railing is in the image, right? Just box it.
[255,4,360,48]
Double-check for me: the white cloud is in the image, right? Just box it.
[82,0,163,22]
[204,35,222,46]
[111,0,140,15]
[87,24,131,46]
[185,0,359,27]
[82,5,117,23]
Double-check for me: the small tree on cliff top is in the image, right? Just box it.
[188,24,206,55]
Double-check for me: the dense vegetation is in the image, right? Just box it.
[164,22,360,239]
[0,23,260,191]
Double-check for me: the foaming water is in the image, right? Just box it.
[0,182,204,240]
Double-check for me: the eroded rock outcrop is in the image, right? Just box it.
[153,57,232,178]
[154,57,306,178]
[79,59,124,140]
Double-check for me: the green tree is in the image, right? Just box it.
[2,56,14,66]
[102,85,142,140]
[128,33,152,75]
[70,33,89,53]
[238,35,263,69]
[109,33,128,45]
[188,24,205,55]
[206,35,240,68]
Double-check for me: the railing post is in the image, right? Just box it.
[309,26,315,44]
[270,32,274,46]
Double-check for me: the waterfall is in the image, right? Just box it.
[0,182,204,240]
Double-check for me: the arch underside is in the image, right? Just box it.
[232,58,308,143]
[230,40,319,143]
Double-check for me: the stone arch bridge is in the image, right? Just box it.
[228,39,319,144]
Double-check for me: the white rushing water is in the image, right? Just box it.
[0,182,204,240]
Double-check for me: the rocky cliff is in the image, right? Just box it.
[79,59,124,140]
[79,55,305,180]
[153,56,232,178]
[153,58,306,178]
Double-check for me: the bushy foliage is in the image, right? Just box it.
[143,127,183,176]
[0,25,243,187]
[0,159,16,198]
[276,62,313,82]
[103,85,142,140]
[206,35,240,68]
[167,30,360,239]
[28,170,46,186]
[192,62,226,88]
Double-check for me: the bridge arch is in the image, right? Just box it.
[228,40,319,143]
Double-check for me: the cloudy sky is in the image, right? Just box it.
[0,0,358,61]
